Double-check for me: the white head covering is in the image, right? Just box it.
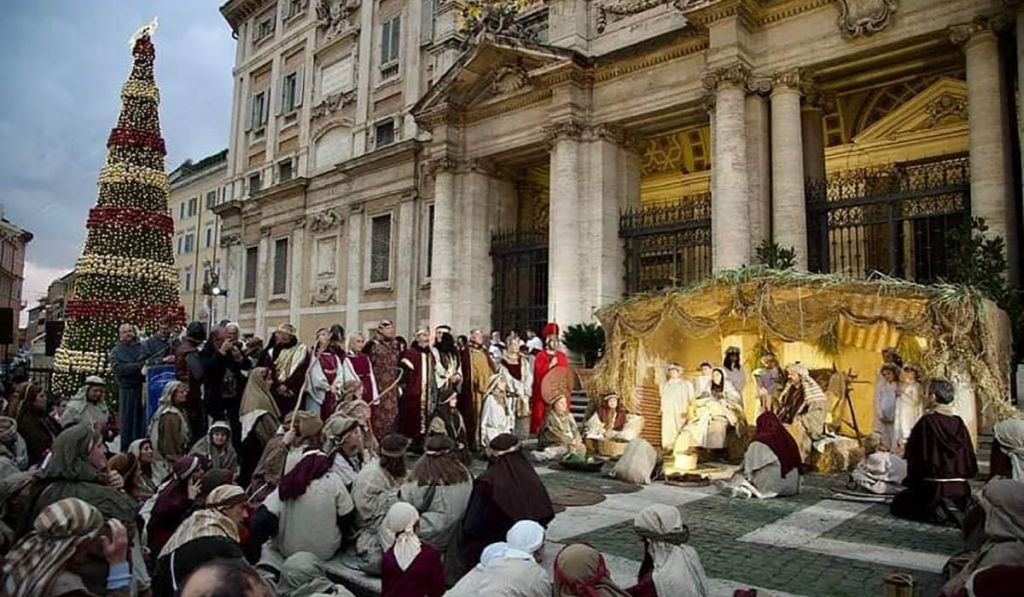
[993,418,1024,481]
[382,502,421,571]
[481,520,545,567]
[634,504,710,597]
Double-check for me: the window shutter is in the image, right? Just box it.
[276,77,285,116]
[421,0,434,45]
[245,93,253,131]
[390,17,401,63]
[380,21,389,63]
[295,66,305,108]
[261,93,269,125]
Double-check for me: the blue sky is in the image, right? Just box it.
[0,1,235,323]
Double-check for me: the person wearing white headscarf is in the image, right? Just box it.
[991,418,1024,481]
[479,374,515,448]
[445,520,551,596]
[628,504,709,596]
[380,502,445,597]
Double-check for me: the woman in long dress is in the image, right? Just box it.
[658,364,692,451]
[894,364,924,455]
[305,328,360,420]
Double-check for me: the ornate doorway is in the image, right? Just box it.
[490,227,548,334]
[621,194,713,293]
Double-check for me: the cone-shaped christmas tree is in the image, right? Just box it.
[53,28,185,396]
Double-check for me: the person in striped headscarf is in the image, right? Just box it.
[2,497,131,597]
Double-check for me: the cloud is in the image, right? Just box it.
[0,1,234,328]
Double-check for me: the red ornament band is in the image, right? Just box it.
[66,299,185,324]
[87,206,174,233]
[107,127,166,154]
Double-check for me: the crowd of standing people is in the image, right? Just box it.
[0,317,722,596]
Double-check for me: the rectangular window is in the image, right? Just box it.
[272,238,289,295]
[243,246,258,299]
[426,204,434,278]
[183,267,193,292]
[176,235,183,255]
[179,202,185,220]
[380,16,401,78]
[283,0,305,20]
[248,91,268,131]
[206,191,216,210]
[282,72,298,113]
[278,159,294,182]
[421,0,435,44]
[254,16,275,42]
[249,173,262,194]
[375,119,395,148]
[201,265,210,287]
[205,225,214,248]
[369,214,392,284]
[187,197,197,217]
[184,233,194,254]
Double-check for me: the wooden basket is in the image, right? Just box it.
[598,438,630,457]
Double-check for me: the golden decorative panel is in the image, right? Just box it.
[640,127,711,177]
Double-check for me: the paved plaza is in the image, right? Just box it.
[533,467,960,597]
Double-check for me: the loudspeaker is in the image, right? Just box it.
[0,307,13,345]
[45,321,65,356]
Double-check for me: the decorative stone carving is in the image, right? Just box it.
[922,93,968,129]
[746,76,772,95]
[423,156,461,177]
[543,118,586,143]
[949,16,1006,46]
[701,63,751,91]
[835,0,898,38]
[308,208,342,232]
[310,281,338,305]
[311,90,357,120]
[459,1,539,49]
[597,0,676,33]
[219,233,241,248]
[490,64,529,96]
[771,69,803,91]
[317,0,361,41]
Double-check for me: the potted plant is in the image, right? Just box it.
[562,323,605,369]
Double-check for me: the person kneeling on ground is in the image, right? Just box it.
[554,543,631,596]
[718,412,802,499]
[446,520,551,596]
[890,378,977,524]
[352,433,410,575]
[627,504,709,596]
[536,393,585,461]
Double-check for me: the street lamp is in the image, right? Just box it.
[201,272,228,329]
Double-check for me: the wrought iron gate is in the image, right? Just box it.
[621,194,712,293]
[807,155,970,283]
[491,227,548,334]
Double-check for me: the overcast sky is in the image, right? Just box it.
[0,1,235,325]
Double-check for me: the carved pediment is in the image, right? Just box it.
[310,281,338,305]
[853,77,967,144]
[312,90,357,120]
[413,37,579,125]
[316,0,361,42]
[308,207,343,232]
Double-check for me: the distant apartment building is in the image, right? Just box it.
[168,150,229,323]
[0,205,32,355]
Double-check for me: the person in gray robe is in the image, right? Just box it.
[719,412,801,499]
[400,435,473,584]
[109,322,150,450]
[351,434,410,575]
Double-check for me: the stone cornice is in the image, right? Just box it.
[220,0,275,31]
[594,35,708,82]
[336,139,422,176]
[681,0,833,30]
[248,177,310,204]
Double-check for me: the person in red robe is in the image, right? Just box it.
[399,329,437,449]
[364,320,403,438]
[348,333,379,404]
[530,323,569,435]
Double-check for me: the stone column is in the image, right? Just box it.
[952,18,1019,280]
[394,194,418,334]
[428,158,457,329]
[770,70,808,268]
[222,238,242,324]
[801,88,827,185]
[745,84,771,257]
[703,65,751,270]
[459,163,497,330]
[345,207,363,335]
[255,232,271,336]
[288,224,305,329]
[545,119,585,325]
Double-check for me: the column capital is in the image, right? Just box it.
[543,118,587,144]
[702,63,751,93]
[949,15,1007,46]
[422,155,462,176]
[771,68,805,93]
[584,123,644,153]
[702,92,716,113]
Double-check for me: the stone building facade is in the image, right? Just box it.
[169,150,229,323]
[215,0,1024,341]
[0,206,32,354]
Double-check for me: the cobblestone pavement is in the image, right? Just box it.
[541,470,961,597]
